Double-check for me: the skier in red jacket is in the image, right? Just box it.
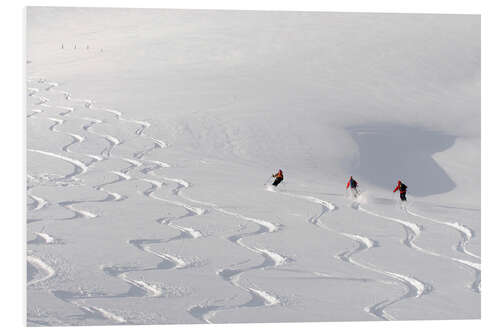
[272,169,284,187]
[346,176,359,198]
[393,180,407,201]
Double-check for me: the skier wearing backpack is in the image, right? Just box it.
[393,180,407,201]
[346,176,359,198]
[271,169,284,187]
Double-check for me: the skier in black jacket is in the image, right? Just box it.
[393,180,408,201]
[346,176,360,198]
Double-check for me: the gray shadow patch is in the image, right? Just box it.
[347,124,456,197]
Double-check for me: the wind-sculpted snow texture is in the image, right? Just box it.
[27,8,479,326]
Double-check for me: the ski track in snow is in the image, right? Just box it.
[334,232,427,320]
[404,209,481,293]
[27,78,480,324]
[50,288,129,325]
[28,193,48,211]
[27,80,166,324]
[405,209,480,261]
[27,255,56,287]
[356,204,480,294]
[27,82,157,226]
[28,149,88,179]
[79,305,127,324]
[30,232,56,244]
[29,102,98,168]
[77,94,211,317]
[170,185,285,322]
[101,265,164,298]
[268,186,431,321]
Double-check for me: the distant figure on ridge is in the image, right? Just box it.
[272,169,284,187]
[393,180,408,201]
[346,176,359,198]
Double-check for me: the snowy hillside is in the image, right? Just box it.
[26,7,480,325]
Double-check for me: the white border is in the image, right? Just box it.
[3,0,497,332]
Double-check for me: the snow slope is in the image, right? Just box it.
[26,7,480,325]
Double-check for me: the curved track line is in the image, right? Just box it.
[45,117,104,167]
[140,178,206,217]
[101,265,163,298]
[175,186,286,317]
[73,99,206,307]
[268,187,430,321]
[27,255,55,286]
[27,109,43,118]
[335,233,426,320]
[31,232,56,244]
[406,209,480,260]
[128,239,187,270]
[28,149,88,178]
[358,205,480,294]
[404,209,481,293]
[175,188,285,322]
[32,116,127,218]
[28,79,282,323]
[92,171,130,203]
[51,289,129,325]
[79,305,127,324]
[28,193,48,211]
[80,117,121,158]
[157,217,202,239]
